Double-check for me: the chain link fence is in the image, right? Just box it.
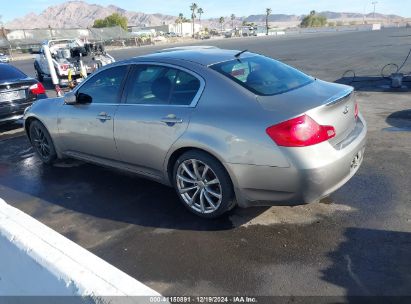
[1,26,154,53]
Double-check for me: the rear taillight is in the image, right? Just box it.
[354,102,359,119]
[266,114,336,147]
[60,64,69,71]
[29,82,46,95]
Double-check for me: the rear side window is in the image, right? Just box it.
[0,64,27,81]
[210,55,313,96]
[125,65,201,106]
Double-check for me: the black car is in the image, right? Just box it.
[0,63,47,124]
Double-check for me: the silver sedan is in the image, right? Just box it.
[24,47,367,218]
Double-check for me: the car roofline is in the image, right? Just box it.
[125,49,257,67]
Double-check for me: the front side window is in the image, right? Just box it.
[126,65,201,106]
[210,55,313,96]
[76,65,128,104]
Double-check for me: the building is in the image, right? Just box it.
[131,22,201,37]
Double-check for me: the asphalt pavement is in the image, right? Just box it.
[1,28,411,299]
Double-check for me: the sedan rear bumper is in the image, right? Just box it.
[226,117,367,208]
[0,94,47,124]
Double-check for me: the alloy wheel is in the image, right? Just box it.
[176,159,222,214]
[32,125,51,159]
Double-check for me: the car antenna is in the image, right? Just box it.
[234,49,248,59]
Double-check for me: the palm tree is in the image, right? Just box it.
[190,3,198,38]
[175,17,181,35]
[266,8,272,35]
[178,13,184,36]
[197,8,204,26]
[219,16,225,32]
[230,14,236,29]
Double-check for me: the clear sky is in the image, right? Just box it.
[0,0,410,22]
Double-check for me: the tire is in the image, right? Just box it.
[34,63,44,82]
[173,150,236,218]
[29,120,57,165]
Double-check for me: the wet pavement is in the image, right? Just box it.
[1,28,411,298]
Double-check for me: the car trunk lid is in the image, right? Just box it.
[257,79,356,145]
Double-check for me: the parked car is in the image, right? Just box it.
[33,39,115,86]
[224,31,235,38]
[24,47,367,218]
[0,53,11,63]
[165,32,178,38]
[0,63,47,124]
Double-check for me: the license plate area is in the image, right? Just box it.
[0,90,26,102]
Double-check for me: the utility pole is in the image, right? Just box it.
[372,1,378,20]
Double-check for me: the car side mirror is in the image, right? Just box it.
[64,93,77,105]
[77,93,92,104]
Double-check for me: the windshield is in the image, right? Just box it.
[210,55,314,96]
[0,64,27,81]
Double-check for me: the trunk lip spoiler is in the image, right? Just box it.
[325,87,354,106]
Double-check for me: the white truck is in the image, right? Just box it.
[33,39,115,87]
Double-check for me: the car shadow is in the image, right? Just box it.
[321,227,411,299]
[335,75,411,93]
[384,109,411,132]
[0,136,269,231]
[0,121,25,139]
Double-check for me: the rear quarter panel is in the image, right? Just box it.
[164,63,291,172]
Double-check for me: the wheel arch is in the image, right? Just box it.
[165,145,238,193]
[25,116,61,158]
[24,116,40,140]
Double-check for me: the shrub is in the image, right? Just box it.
[300,10,327,28]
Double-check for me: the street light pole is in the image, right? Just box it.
[372,1,378,20]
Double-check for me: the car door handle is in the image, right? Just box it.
[161,115,183,124]
[96,112,111,121]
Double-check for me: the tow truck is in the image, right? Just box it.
[33,39,115,88]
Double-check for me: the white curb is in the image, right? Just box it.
[0,198,161,301]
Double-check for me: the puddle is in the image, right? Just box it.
[53,159,84,168]
[230,200,356,227]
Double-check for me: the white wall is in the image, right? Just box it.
[0,198,162,302]
[171,22,202,36]
[0,234,80,295]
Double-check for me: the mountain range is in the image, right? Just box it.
[4,1,406,30]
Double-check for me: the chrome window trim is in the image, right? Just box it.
[120,61,205,108]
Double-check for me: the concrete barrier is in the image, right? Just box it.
[0,198,161,302]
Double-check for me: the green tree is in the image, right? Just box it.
[300,10,327,28]
[266,8,272,35]
[190,3,198,38]
[178,13,184,35]
[93,13,128,30]
[197,8,204,25]
[219,17,225,32]
[242,21,256,27]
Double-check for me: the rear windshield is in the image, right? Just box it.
[210,55,313,96]
[0,64,27,81]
